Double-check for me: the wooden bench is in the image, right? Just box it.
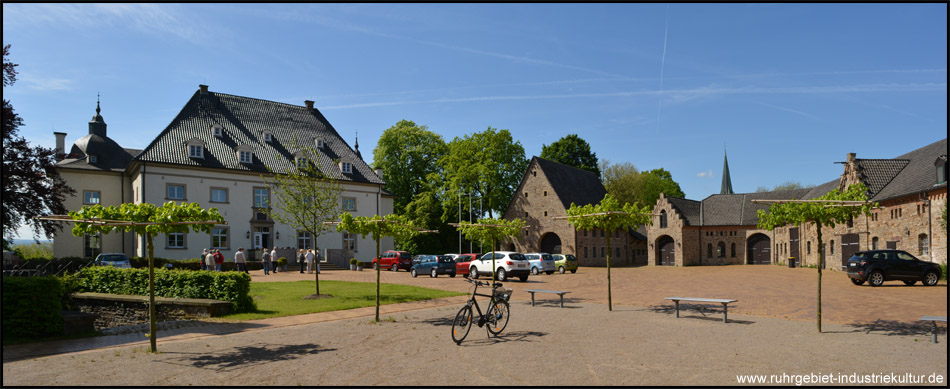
[919,316,947,344]
[524,289,571,308]
[665,297,738,323]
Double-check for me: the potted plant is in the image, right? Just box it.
[349,258,358,271]
[356,261,363,271]
[277,257,288,272]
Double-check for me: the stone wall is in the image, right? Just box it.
[70,293,231,330]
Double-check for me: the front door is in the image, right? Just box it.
[840,233,860,270]
[657,237,675,266]
[253,233,263,249]
[789,228,800,262]
[747,234,771,264]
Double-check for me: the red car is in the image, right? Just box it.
[454,253,483,277]
[372,250,412,271]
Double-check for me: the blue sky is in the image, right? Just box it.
[4,3,947,240]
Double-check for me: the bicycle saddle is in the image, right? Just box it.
[493,282,503,288]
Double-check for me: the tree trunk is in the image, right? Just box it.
[816,222,823,333]
[606,234,612,312]
[375,233,381,322]
[314,237,320,296]
[146,235,157,353]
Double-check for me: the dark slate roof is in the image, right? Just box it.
[720,152,734,195]
[855,159,909,198]
[802,178,839,200]
[700,189,811,226]
[533,157,606,209]
[134,88,383,185]
[666,196,701,226]
[868,138,947,201]
[57,134,138,173]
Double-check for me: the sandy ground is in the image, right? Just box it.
[3,300,947,386]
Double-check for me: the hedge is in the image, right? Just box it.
[73,266,255,312]
[2,277,68,340]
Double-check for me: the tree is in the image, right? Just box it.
[336,212,420,322]
[401,188,455,254]
[600,161,684,209]
[601,159,640,207]
[442,127,528,219]
[455,217,525,283]
[755,181,813,193]
[2,44,75,241]
[68,202,225,352]
[540,134,600,178]
[634,168,685,207]
[262,140,342,297]
[372,120,447,214]
[564,194,652,311]
[756,183,875,333]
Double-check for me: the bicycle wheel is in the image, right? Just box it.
[451,305,473,344]
[485,300,510,336]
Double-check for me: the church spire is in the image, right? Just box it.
[720,149,734,195]
[354,131,363,160]
[88,92,107,137]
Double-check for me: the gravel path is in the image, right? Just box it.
[4,301,946,386]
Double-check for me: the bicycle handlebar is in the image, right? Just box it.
[465,277,490,287]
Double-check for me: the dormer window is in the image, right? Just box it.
[212,124,223,137]
[263,130,273,142]
[186,138,206,159]
[315,139,325,149]
[88,155,98,164]
[340,161,353,174]
[937,156,948,185]
[236,145,254,164]
[296,156,309,168]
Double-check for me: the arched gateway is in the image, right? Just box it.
[540,232,562,254]
[656,236,675,266]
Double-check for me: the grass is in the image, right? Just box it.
[219,280,465,321]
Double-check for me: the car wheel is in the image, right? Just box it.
[431,269,437,278]
[497,268,507,282]
[558,266,565,274]
[850,278,865,286]
[392,264,398,272]
[902,280,917,286]
[868,271,885,287]
[518,275,529,282]
[923,271,939,286]
[570,269,576,274]
[531,267,539,275]
[450,273,456,278]
[411,269,417,278]
[470,266,479,279]
[545,271,554,275]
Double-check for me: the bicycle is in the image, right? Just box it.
[451,277,513,344]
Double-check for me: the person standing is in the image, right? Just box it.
[298,249,306,274]
[200,248,209,271]
[214,249,225,272]
[234,248,248,274]
[314,248,321,274]
[305,249,315,274]
[261,247,271,275]
[271,247,278,273]
[205,249,215,271]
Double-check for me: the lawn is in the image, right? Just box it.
[220,280,465,321]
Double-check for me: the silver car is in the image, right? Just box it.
[94,253,132,269]
[524,253,556,275]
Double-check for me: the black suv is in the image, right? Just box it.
[846,250,941,287]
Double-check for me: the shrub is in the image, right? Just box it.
[2,277,66,340]
[350,258,358,265]
[940,263,947,280]
[277,257,287,267]
[73,266,255,312]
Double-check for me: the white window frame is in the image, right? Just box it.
[263,131,273,142]
[167,184,186,200]
[239,150,253,163]
[189,144,204,158]
[343,232,357,251]
[342,197,357,211]
[253,187,270,208]
[167,232,186,249]
[316,139,325,149]
[211,227,228,249]
[210,187,228,203]
[212,124,223,137]
[297,231,313,250]
[83,190,101,205]
[340,162,352,174]
[296,156,308,168]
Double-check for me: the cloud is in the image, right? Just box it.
[697,170,714,178]
[21,76,75,91]
[5,4,208,41]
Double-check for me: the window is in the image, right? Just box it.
[212,124,223,137]
[919,234,929,256]
[730,243,736,258]
[872,237,879,250]
[584,247,588,258]
[342,197,356,211]
[717,242,726,258]
[343,232,357,251]
[211,228,228,249]
[239,150,253,163]
[211,188,228,203]
[524,192,528,198]
[807,241,811,255]
[83,233,101,258]
[340,162,352,174]
[544,211,548,217]
[600,230,604,238]
[525,211,528,218]
[543,191,547,196]
[583,230,587,237]
[167,232,185,249]
[263,131,273,142]
[316,139,325,149]
[830,240,835,255]
[600,247,604,257]
[296,156,308,168]
[297,231,313,250]
[83,191,101,205]
[616,247,620,257]
[189,144,204,158]
[659,211,667,228]
[254,187,269,208]
[88,155,98,163]
[167,184,185,200]
[937,159,947,184]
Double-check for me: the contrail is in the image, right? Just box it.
[656,5,670,135]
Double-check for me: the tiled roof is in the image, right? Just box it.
[533,157,607,209]
[867,138,947,201]
[134,88,383,185]
[701,189,811,226]
[802,179,839,200]
[666,196,701,226]
[855,159,909,198]
[57,133,139,173]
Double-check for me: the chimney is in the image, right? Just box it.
[374,167,384,180]
[304,100,314,110]
[54,132,67,160]
[199,84,209,94]
[847,152,856,163]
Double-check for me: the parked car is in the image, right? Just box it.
[410,255,457,278]
[443,253,460,261]
[94,253,131,269]
[552,254,579,274]
[372,250,413,271]
[454,253,483,277]
[846,250,941,287]
[524,253,556,275]
[469,251,530,282]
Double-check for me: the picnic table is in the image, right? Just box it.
[665,297,738,323]
[524,289,571,308]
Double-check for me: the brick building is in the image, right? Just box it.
[503,157,647,267]
[647,138,948,268]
